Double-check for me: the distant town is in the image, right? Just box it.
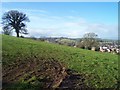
[24,36,120,54]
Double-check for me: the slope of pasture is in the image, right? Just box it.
[2,35,118,88]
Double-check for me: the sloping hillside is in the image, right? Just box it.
[2,35,118,89]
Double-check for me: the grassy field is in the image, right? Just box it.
[2,35,118,89]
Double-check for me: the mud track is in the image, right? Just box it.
[3,58,89,89]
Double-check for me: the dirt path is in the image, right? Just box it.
[57,69,89,89]
[3,59,67,89]
[3,59,89,89]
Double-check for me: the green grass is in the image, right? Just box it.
[2,35,118,88]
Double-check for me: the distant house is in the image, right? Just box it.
[116,49,120,54]
[91,47,96,51]
[100,46,105,52]
[102,46,108,50]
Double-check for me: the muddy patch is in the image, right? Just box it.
[57,69,89,89]
[3,58,67,89]
[3,58,89,89]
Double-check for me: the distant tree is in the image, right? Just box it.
[1,10,30,37]
[2,29,12,35]
[30,36,37,40]
[80,32,99,50]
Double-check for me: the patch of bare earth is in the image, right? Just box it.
[57,69,89,89]
[3,58,89,89]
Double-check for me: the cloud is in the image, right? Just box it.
[84,23,118,39]
[27,21,117,39]
[26,14,118,39]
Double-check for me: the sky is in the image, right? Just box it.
[0,2,118,39]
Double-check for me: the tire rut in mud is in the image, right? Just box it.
[57,69,89,89]
[3,58,89,89]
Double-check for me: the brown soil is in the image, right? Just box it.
[57,69,89,89]
[3,58,89,89]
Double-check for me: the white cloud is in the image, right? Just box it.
[26,14,118,39]
[27,21,118,39]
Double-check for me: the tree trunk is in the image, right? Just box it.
[17,32,19,37]
[16,29,19,37]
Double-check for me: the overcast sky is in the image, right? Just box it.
[0,2,118,39]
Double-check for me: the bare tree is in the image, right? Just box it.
[2,29,12,35]
[1,10,30,37]
[80,32,99,50]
